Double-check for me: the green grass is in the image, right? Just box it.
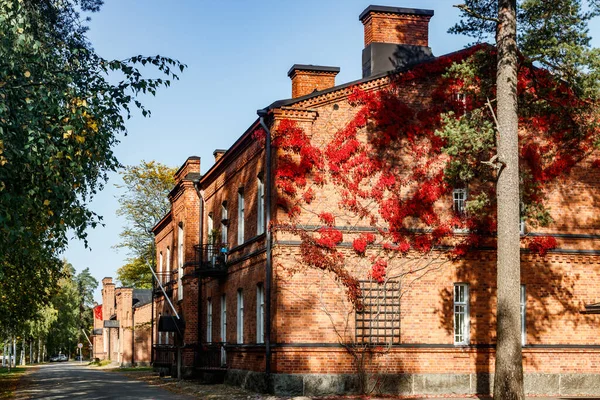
[0,367,27,399]
[87,359,112,367]
[116,366,152,372]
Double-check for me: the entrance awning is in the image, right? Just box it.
[582,303,600,314]
[158,315,185,333]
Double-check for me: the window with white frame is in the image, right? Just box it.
[520,202,526,235]
[207,213,214,243]
[257,175,265,235]
[237,289,244,344]
[221,202,228,244]
[207,298,213,343]
[166,247,171,277]
[178,223,184,301]
[159,251,164,283]
[521,284,526,345]
[454,283,469,345]
[220,295,227,343]
[256,284,265,344]
[453,188,467,217]
[237,189,245,245]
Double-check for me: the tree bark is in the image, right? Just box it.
[494,0,524,399]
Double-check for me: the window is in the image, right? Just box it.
[355,280,401,344]
[221,202,228,244]
[159,251,164,284]
[237,189,245,244]
[237,289,244,344]
[257,175,265,235]
[521,284,526,345]
[207,298,213,343]
[453,188,467,216]
[207,212,214,241]
[220,295,227,343]
[454,283,470,345]
[178,223,184,301]
[166,247,171,277]
[520,202,526,235]
[256,284,265,344]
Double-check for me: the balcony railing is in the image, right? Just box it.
[195,244,228,277]
[196,343,226,370]
[153,272,174,296]
[153,344,176,368]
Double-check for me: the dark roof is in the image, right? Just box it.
[132,289,152,308]
[359,5,434,21]
[287,64,341,78]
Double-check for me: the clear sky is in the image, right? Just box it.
[62,1,599,302]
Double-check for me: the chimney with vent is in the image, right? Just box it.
[213,149,226,163]
[288,64,340,99]
[360,5,434,78]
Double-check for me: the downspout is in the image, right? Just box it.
[257,109,272,375]
[132,305,135,367]
[194,180,204,367]
[151,279,155,365]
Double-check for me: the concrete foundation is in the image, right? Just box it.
[223,370,600,397]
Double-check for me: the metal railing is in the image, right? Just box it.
[195,244,228,277]
[153,345,176,367]
[153,272,174,296]
[196,343,226,369]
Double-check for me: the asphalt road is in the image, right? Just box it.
[14,362,196,399]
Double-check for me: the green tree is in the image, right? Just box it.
[0,0,184,324]
[115,161,176,287]
[451,1,600,398]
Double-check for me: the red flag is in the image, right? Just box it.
[94,305,102,320]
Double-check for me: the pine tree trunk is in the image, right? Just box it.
[493,0,524,399]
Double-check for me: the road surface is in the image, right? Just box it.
[15,362,195,399]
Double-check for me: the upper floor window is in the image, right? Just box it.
[207,212,214,243]
[166,247,171,276]
[237,189,245,245]
[521,284,526,346]
[221,201,228,244]
[178,223,184,301]
[453,188,467,217]
[257,175,265,235]
[159,251,163,273]
[454,283,469,345]
[207,298,213,343]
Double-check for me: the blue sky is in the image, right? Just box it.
[63,1,599,302]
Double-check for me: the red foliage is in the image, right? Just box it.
[370,259,387,284]
[527,236,558,257]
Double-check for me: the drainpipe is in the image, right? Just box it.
[151,279,155,365]
[132,305,135,367]
[194,181,204,367]
[257,109,272,375]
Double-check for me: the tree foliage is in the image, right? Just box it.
[115,161,176,287]
[0,0,183,321]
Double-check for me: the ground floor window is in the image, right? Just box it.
[454,283,469,345]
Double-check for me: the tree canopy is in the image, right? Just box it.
[0,0,183,322]
[115,161,176,288]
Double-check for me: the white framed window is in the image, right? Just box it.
[521,284,526,346]
[454,283,469,345]
[207,298,213,343]
[453,188,467,216]
[159,251,164,283]
[221,202,228,244]
[257,175,265,235]
[207,213,214,243]
[237,289,244,344]
[221,295,227,342]
[237,189,245,244]
[178,223,184,301]
[166,247,171,277]
[256,284,265,344]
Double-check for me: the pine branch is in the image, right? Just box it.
[454,4,500,23]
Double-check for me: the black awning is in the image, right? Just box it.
[158,315,185,333]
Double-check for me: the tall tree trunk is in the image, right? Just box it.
[494,0,524,399]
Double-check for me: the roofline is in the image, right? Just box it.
[173,156,200,178]
[260,44,492,113]
[359,5,434,22]
[151,210,172,234]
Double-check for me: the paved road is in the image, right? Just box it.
[15,362,195,399]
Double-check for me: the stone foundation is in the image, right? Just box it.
[224,369,600,397]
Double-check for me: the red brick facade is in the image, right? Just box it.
[149,5,600,396]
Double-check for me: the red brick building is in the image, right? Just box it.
[91,277,152,366]
[150,5,600,396]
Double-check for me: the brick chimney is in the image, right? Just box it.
[174,156,200,184]
[213,149,226,163]
[359,5,434,78]
[288,64,340,98]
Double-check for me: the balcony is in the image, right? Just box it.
[153,344,176,368]
[195,244,228,277]
[153,272,174,296]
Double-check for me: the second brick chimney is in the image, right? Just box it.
[288,64,340,98]
[359,5,434,78]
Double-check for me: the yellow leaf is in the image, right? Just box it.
[24,70,31,78]
[48,210,54,216]
[43,200,50,206]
